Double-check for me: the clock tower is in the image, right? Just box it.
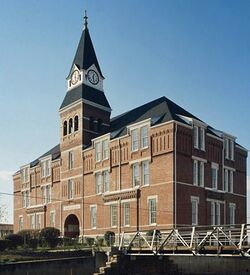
[59,12,111,150]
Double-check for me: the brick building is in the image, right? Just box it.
[13,16,247,237]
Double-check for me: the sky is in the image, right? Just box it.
[0,0,249,223]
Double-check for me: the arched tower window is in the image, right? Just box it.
[97,119,103,133]
[69,118,73,134]
[74,115,79,131]
[63,121,67,136]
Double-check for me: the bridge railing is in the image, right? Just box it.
[117,224,250,256]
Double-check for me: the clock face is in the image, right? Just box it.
[87,69,99,85]
[71,70,80,85]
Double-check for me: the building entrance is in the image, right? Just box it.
[64,214,80,238]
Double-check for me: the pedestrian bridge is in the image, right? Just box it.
[117,224,250,257]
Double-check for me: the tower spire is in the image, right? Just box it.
[84,10,88,29]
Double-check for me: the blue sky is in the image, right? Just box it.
[0,0,249,223]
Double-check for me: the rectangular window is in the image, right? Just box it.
[124,203,130,226]
[224,169,228,191]
[132,163,140,187]
[21,167,29,183]
[211,163,218,189]
[229,203,236,225]
[148,198,157,225]
[194,126,205,150]
[90,206,97,229]
[131,129,139,151]
[230,140,234,160]
[103,170,110,192]
[30,214,35,229]
[95,142,102,162]
[199,162,204,187]
[225,138,234,160]
[103,139,109,160]
[142,161,149,185]
[141,126,149,148]
[22,191,30,208]
[36,214,41,229]
[111,205,117,227]
[211,201,220,225]
[68,180,73,199]
[50,211,55,227]
[68,151,74,169]
[96,173,102,194]
[41,160,51,177]
[191,197,199,226]
[194,126,199,149]
[200,127,205,151]
[228,170,233,193]
[19,216,23,231]
[193,160,198,186]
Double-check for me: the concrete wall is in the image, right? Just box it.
[0,253,107,275]
[107,255,250,275]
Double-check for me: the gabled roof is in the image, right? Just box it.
[60,84,111,110]
[30,144,60,168]
[67,27,103,78]
[110,96,203,138]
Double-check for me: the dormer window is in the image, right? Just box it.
[193,126,205,151]
[94,138,109,162]
[41,159,51,178]
[225,138,234,160]
[21,166,29,184]
[131,129,139,151]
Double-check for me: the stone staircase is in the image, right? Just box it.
[94,254,120,275]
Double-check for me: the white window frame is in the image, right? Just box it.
[68,179,74,199]
[229,203,236,225]
[193,125,205,151]
[191,196,199,226]
[123,203,130,226]
[19,216,23,231]
[95,142,102,162]
[228,170,234,193]
[103,170,110,192]
[41,159,51,178]
[141,126,149,149]
[142,160,149,186]
[193,160,204,187]
[132,163,140,187]
[102,139,109,160]
[211,201,221,225]
[90,205,97,229]
[223,169,228,192]
[111,204,117,227]
[211,162,218,190]
[68,151,74,169]
[148,197,157,225]
[131,129,139,151]
[96,172,102,194]
[50,211,56,227]
[194,126,199,149]
[21,166,30,184]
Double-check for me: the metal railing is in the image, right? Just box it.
[117,224,250,257]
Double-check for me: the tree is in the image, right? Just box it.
[0,201,8,223]
[40,227,60,248]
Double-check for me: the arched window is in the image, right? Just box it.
[97,119,102,133]
[69,118,73,134]
[89,116,94,131]
[74,115,79,132]
[63,121,67,136]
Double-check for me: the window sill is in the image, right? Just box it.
[149,223,157,226]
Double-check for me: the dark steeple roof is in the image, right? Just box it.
[67,26,103,78]
[60,84,111,110]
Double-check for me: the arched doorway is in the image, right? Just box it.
[64,214,80,238]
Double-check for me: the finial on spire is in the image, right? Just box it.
[84,10,88,29]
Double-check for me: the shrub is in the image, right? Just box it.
[40,227,60,248]
[17,230,40,247]
[5,234,23,249]
[84,237,94,247]
[95,236,104,247]
[146,229,161,244]
[104,231,115,246]
[0,240,11,251]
